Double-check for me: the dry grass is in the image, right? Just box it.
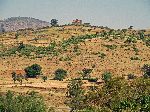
[0,25,150,111]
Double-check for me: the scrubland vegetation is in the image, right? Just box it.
[0,24,150,112]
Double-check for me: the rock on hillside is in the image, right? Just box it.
[0,17,50,32]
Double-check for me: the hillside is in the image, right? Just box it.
[0,17,50,32]
[0,25,150,111]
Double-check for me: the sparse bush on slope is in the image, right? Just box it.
[142,64,150,78]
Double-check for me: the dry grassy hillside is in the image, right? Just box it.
[0,25,150,111]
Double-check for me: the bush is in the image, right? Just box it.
[142,64,150,78]
[42,76,48,82]
[17,42,25,50]
[54,69,67,81]
[102,72,112,82]
[125,36,137,43]
[103,44,117,50]
[11,72,17,83]
[0,91,47,112]
[88,77,98,82]
[11,72,25,85]
[95,52,106,59]
[24,64,42,78]
[130,56,140,60]
[127,74,135,80]
[81,68,92,79]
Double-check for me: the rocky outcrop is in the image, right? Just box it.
[0,17,50,32]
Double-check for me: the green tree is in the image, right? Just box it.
[54,69,67,81]
[50,19,58,26]
[24,64,42,78]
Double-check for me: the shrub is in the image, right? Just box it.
[102,72,112,82]
[11,72,24,85]
[54,69,67,81]
[130,56,140,60]
[142,64,150,78]
[145,38,150,47]
[125,36,137,43]
[81,68,92,79]
[11,72,17,83]
[132,46,139,55]
[24,64,42,78]
[17,42,25,50]
[42,76,48,82]
[103,44,117,50]
[98,52,106,59]
[127,74,135,80]
[15,32,19,39]
[88,77,98,82]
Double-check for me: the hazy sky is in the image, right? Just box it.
[0,0,150,29]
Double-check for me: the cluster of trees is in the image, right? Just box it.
[11,64,68,84]
[66,68,150,112]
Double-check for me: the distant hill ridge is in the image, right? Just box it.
[0,17,50,32]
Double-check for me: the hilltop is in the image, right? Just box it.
[0,17,50,32]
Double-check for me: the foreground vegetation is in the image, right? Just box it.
[65,64,150,112]
[0,91,48,112]
[66,77,150,112]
